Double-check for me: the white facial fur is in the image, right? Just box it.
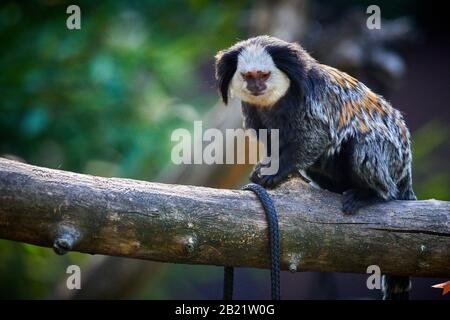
[230,45,290,107]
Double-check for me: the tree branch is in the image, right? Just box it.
[0,158,449,277]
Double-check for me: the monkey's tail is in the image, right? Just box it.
[381,175,415,300]
[398,169,417,201]
[382,275,411,300]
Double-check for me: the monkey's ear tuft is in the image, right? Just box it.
[266,42,308,92]
[215,48,240,105]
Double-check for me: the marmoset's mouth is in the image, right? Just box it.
[247,89,266,97]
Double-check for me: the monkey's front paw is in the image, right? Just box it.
[342,189,377,215]
[249,162,268,183]
[253,172,288,189]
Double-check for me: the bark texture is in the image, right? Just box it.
[0,158,449,277]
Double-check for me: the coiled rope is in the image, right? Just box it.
[223,183,281,300]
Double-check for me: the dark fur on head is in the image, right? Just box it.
[215,36,313,106]
[215,49,241,105]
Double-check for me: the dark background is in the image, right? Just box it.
[0,0,448,299]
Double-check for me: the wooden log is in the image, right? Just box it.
[0,157,449,277]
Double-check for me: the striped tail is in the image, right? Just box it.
[382,170,415,300]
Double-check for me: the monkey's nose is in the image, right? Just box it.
[247,83,267,96]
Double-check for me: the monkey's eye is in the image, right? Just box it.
[241,72,250,80]
[241,71,271,81]
[260,71,271,80]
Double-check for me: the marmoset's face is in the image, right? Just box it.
[230,45,290,107]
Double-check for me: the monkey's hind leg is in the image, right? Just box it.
[342,140,398,215]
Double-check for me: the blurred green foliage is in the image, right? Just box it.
[0,0,246,298]
[412,122,449,200]
[0,0,245,177]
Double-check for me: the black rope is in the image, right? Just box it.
[223,266,234,300]
[223,183,281,300]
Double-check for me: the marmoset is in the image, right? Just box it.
[215,35,415,300]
